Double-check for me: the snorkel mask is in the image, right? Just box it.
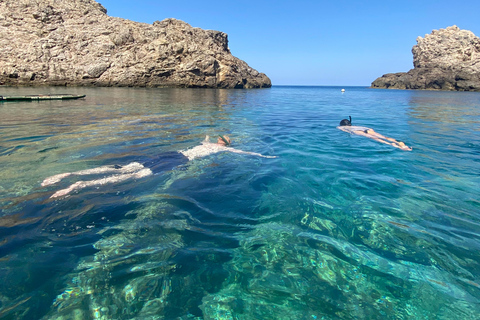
[218,135,231,146]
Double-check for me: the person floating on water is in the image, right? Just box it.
[42,135,277,198]
[337,116,412,151]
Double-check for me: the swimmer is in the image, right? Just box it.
[42,135,277,198]
[337,116,412,151]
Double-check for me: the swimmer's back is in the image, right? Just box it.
[338,125,370,133]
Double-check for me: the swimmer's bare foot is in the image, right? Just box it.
[41,173,72,187]
[395,141,412,151]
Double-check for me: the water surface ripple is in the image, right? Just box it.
[0,86,479,319]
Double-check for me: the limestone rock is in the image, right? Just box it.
[0,0,271,88]
[371,26,480,91]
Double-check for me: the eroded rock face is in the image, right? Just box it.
[0,0,271,88]
[371,26,480,91]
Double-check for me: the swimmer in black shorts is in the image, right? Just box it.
[337,116,412,151]
[42,135,277,198]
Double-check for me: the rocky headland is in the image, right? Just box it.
[0,0,271,88]
[371,26,480,91]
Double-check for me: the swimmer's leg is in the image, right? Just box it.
[70,162,145,176]
[50,168,152,198]
[368,136,411,151]
[354,130,411,151]
[41,162,145,186]
[368,132,411,150]
[372,134,411,150]
[366,130,398,142]
[41,172,72,187]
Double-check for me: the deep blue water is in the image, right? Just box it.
[0,86,479,319]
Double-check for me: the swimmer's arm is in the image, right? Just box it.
[226,148,277,158]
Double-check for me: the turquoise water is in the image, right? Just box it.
[0,86,479,319]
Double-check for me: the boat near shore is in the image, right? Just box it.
[0,94,86,101]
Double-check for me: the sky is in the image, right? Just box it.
[98,0,480,86]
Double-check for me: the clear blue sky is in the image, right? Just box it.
[99,0,479,86]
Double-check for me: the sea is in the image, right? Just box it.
[0,86,479,320]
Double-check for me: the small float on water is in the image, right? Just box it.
[0,94,86,101]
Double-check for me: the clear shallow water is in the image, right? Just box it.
[0,86,479,319]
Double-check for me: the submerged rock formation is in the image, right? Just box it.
[0,0,271,88]
[371,26,480,91]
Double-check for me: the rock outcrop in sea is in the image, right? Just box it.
[0,0,271,88]
[371,26,480,91]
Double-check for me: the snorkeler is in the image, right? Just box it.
[337,116,412,151]
[42,135,276,198]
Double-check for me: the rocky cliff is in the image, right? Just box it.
[0,0,271,88]
[371,26,480,91]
